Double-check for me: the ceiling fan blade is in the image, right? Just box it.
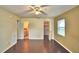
[31,5,35,7]
[40,5,48,7]
[40,11,47,15]
[26,9,33,12]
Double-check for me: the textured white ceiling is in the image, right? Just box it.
[0,5,77,17]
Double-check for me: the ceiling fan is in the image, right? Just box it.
[26,5,48,15]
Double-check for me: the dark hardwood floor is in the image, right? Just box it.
[5,39,69,53]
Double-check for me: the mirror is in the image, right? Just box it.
[57,19,65,36]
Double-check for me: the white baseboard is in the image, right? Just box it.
[1,41,17,53]
[54,39,72,53]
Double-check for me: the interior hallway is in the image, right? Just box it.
[5,39,69,53]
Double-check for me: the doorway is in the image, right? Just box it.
[23,21,29,39]
[44,21,50,40]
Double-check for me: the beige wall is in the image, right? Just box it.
[18,18,54,40]
[0,8,19,52]
[54,6,79,52]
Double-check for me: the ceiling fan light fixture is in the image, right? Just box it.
[35,11,40,15]
[27,5,47,15]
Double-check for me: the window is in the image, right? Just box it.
[57,19,65,36]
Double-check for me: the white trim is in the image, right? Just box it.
[54,39,72,53]
[1,42,17,53]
